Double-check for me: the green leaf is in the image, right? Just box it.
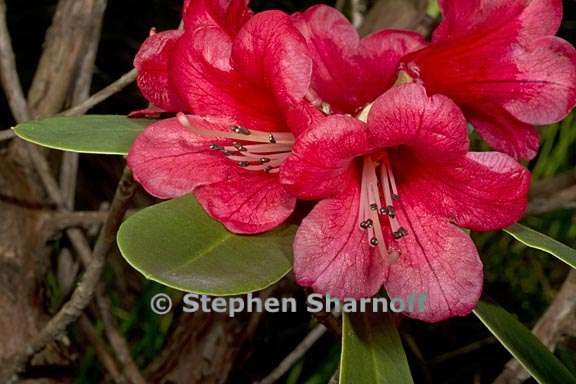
[504,223,576,270]
[117,195,295,295]
[340,312,413,384]
[474,301,576,384]
[13,115,152,155]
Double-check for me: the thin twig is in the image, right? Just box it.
[0,130,15,142]
[61,68,137,117]
[0,0,30,122]
[0,168,137,382]
[79,314,125,384]
[95,286,147,384]
[43,210,135,233]
[256,325,328,384]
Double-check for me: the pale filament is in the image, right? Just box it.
[359,155,407,264]
[176,113,294,174]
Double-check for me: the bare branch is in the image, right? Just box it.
[0,168,137,382]
[257,325,328,384]
[0,0,31,122]
[95,286,147,384]
[79,314,125,384]
[61,69,137,117]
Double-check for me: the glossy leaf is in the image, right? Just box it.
[13,115,152,155]
[474,301,576,384]
[117,195,295,295]
[340,311,413,384]
[504,224,576,270]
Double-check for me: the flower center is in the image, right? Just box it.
[177,113,294,174]
[358,153,408,264]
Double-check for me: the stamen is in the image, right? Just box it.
[177,113,294,144]
[231,125,251,135]
[357,154,408,265]
[176,113,295,175]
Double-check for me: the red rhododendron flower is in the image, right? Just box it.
[292,4,426,115]
[133,0,253,114]
[281,84,531,322]
[401,0,576,160]
[128,10,318,234]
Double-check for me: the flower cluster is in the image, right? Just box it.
[128,0,576,322]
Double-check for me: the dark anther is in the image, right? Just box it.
[370,203,378,211]
[264,165,274,173]
[231,125,251,135]
[379,207,389,216]
[392,193,400,201]
[360,219,373,229]
[387,206,396,218]
[210,144,224,151]
[393,227,408,240]
[233,142,247,152]
[370,237,379,246]
[268,134,277,144]
[237,161,250,167]
[260,158,271,164]
[223,150,234,156]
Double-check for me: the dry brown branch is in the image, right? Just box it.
[27,0,108,117]
[256,324,328,384]
[79,314,125,384]
[43,210,135,233]
[95,286,146,384]
[359,0,428,36]
[0,168,137,382]
[61,69,137,117]
[0,0,30,122]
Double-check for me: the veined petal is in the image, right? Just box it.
[194,170,296,235]
[434,0,562,43]
[503,36,576,125]
[183,0,252,36]
[384,198,483,323]
[293,4,425,114]
[232,10,312,106]
[367,84,469,163]
[171,11,312,133]
[281,115,369,200]
[127,117,234,199]
[469,108,541,160]
[134,30,186,112]
[405,0,575,160]
[293,176,386,299]
[393,150,530,232]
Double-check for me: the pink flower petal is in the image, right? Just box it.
[393,150,530,232]
[281,115,370,200]
[171,11,312,133]
[194,170,296,234]
[404,0,575,160]
[293,175,386,299]
[367,84,469,163]
[434,0,562,43]
[127,117,235,199]
[133,30,186,112]
[293,5,425,114]
[384,197,483,323]
[183,0,252,36]
[468,108,541,160]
